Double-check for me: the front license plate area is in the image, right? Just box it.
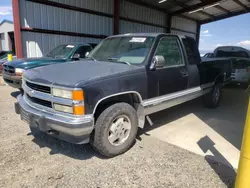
[20,108,30,124]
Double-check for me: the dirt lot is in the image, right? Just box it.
[0,84,237,188]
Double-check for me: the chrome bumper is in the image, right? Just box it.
[3,73,22,88]
[15,94,94,144]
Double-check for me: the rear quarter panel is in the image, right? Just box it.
[200,58,232,84]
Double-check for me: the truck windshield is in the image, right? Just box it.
[46,45,75,58]
[87,36,155,65]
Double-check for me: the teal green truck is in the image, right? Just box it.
[3,43,96,89]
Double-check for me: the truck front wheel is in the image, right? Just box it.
[91,103,138,157]
[203,83,222,108]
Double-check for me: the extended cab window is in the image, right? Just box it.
[182,37,201,65]
[155,36,184,67]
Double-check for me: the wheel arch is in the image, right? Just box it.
[93,91,145,128]
[214,73,225,84]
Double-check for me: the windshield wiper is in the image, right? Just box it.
[86,56,97,61]
[116,61,131,65]
[108,57,131,65]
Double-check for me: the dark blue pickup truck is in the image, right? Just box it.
[15,33,231,157]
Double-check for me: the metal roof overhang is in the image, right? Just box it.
[130,0,250,25]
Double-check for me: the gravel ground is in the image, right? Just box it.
[0,85,234,188]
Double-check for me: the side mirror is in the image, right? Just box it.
[72,53,80,60]
[85,52,90,57]
[150,55,165,70]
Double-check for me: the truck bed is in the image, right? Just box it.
[201,57,232,83]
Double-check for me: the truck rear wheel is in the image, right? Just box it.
[91,103,138,157]
[203,83,221,108]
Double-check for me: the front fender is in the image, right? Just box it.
[81,72,148,114]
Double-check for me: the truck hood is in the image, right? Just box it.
[5,57,66,69]
[24,60,145,87]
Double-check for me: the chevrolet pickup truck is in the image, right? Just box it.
[3,43,95,89]
[15,33,231,157]
[214,46,250,86]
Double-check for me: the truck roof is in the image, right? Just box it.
[109,33,184,38]
[66,43,92,46]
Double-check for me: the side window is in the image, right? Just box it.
[75,46,92,58]
[182,37,201,65]
[155,36,184,67]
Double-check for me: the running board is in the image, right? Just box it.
[142,86,212,115]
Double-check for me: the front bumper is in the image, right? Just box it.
[15,94,94,144]
[3,73,22,88]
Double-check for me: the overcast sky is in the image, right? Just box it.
[0,0,249,54]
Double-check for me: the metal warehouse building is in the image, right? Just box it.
[12,0,250,58]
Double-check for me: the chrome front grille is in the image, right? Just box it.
[26,81,51,94]
[22,78,83,117]
[3,65,14,74]
[26,94,52,108]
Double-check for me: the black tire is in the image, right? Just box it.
[19,88,24,94]
[90,102,138,157]
[203,83,222,108]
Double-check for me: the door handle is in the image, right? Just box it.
[180,70,188,77]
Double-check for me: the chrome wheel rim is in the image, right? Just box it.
[213,87,220,104]
[108,115,131,146]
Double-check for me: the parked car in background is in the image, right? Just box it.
[203,53,214,58]
[0,51,15,60]
[15,33,231,157]
[3,43,96,89]
[0,56,17,74]
[214,46,250,85]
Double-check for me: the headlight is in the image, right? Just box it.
[15,68,25,76]
[52,88,84,100]
[54,104,73,114]
[52,88,72,99]
[54,104,85,115]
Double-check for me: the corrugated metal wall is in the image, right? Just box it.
[22,32,101,57]
[20,1,113,35]
[171,16,197,39]
[19,0,113,57]
[120,1,165,26]
[119,0,166,34]
[119,20,165,34]
[171,16,197,33]
[18,0,199,57]
[50,0,114,14]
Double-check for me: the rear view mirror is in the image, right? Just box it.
[72,53,80,60]
[150,55,165,70]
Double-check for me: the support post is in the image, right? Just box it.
[12,0,23,58]
[235,97,250,188]
[196,23,201,47]
[166,14,172,33]
[113,0,120,35]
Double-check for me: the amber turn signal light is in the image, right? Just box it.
[72,90,84,101]
[73,105,85,115]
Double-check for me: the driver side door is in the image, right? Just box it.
[147,36,188,98]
